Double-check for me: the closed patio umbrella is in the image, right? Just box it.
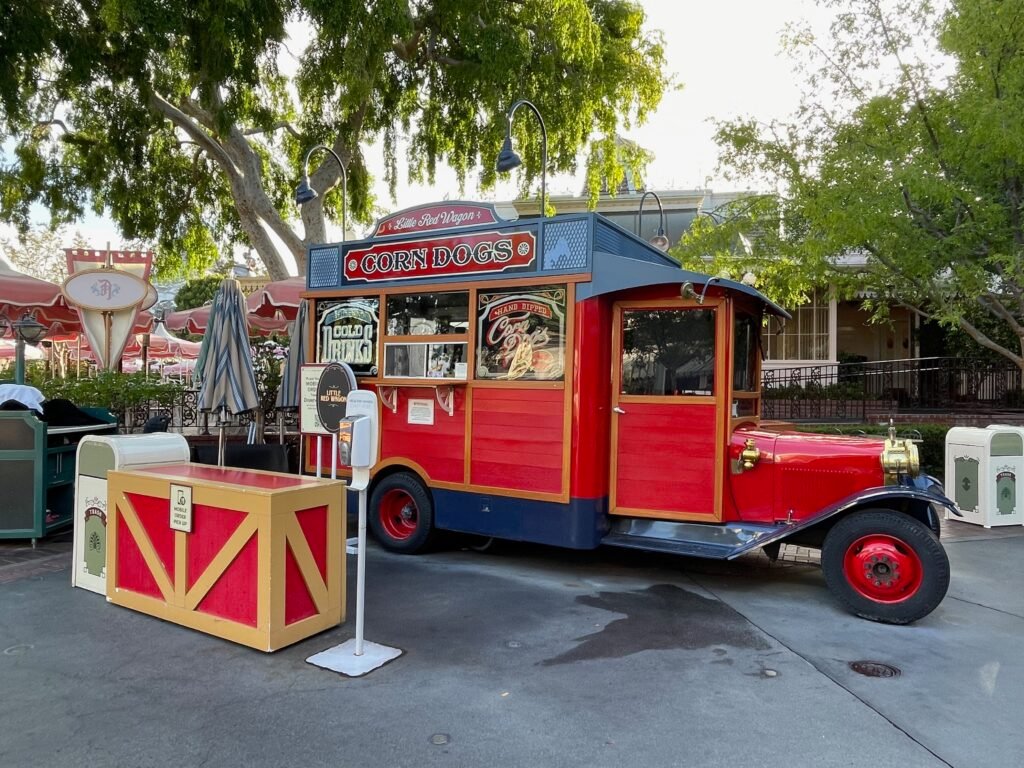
[196,279,259,465]
[274,299,309,455]
[275,299,309,410]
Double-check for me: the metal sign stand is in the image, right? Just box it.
[307,390,401,677]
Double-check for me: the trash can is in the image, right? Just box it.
[945,427,1024,527]
[72,433,191,594]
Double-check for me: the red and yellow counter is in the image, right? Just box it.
[106,464,345,652]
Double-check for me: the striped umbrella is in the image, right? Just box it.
[196,279,259,465]
[275,298,309,410]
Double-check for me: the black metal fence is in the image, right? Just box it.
[112,388,298,434]
[762,357,1024,421]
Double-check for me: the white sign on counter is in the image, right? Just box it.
[170,484,193,533]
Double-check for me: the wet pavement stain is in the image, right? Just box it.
[541,584,770,666]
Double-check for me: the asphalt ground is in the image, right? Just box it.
[2,521,1022,768]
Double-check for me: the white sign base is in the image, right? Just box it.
[306,639,403,677]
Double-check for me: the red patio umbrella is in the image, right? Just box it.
[0,253,75,326]
[165,303,289,335]
[246,276,305,320]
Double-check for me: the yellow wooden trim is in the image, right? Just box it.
[609,299,725,521]
[713,299,728,521]
[377,377,469,387]
[609,303,623,513]
[457,483,568,504]
[469,380,565,390]
[560,282,576,498]
[374,456,433,484]
[732,391,760,400]
[184,516,259,611]
[270,510,287,632]
[283,515,329,613]
[382,333,469,343]
[174,531,187,606]
[609,506,721,522]
[257,514,272,633]
[619,394,715,405]
[116,490,174,602]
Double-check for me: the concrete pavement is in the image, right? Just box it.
[1,524,1021,767]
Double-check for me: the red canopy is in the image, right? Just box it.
[164,303,289,335]
[0,254,73,325]
[246,277,304,319]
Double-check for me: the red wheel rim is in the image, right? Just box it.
[843,534,923,603]
[379,489,419,541]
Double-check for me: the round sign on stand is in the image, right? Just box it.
[313,362,357,480]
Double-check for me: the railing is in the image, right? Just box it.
[762,357,1024,421]
[109,388,299,435]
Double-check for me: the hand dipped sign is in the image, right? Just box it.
[343,230,536,283]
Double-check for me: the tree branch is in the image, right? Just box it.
[242,121,302,139]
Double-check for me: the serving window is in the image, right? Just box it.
[382,291,469,380]
[475,285,566,381]
[385,292,469,336]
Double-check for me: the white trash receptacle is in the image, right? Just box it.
[945,427,1024,527]
[73,433,190,594]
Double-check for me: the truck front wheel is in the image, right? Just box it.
[821,509,949,624]
[369,473,436,554]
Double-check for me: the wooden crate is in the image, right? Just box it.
[106,464,345,652]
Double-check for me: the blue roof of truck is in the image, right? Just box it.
[305,209,789,317]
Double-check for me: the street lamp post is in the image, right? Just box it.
[638,191,670,251]
[496,100,548,217]
[295,144,348,241]
[7,313,48,385]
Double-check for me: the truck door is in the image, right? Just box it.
[610,299,726,521]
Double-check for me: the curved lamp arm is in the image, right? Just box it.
[296,144,348,241]
[638,190,669,250]
[499,99,548,217]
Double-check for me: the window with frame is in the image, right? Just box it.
[762,290,830,361]
[620,308,716,396]
[476,285,566,381]
[733,313,760,392]
[383,291,469,380]
[316,297,379,376]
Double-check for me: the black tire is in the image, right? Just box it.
[821,509,950,624]
[368,472,436,554]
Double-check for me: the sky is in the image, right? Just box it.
[4,0,836,272]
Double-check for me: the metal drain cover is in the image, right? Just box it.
[849,660,901,678]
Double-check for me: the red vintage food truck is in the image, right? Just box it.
[303,201,957,624]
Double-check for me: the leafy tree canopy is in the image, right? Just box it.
[172,274,223,311]
[1,226,90,283]
[0,0,668,279]
[674,0,1024,369]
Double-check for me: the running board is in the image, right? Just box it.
[602,518,788,560]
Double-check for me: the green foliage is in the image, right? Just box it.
[174,275,223,311]
[0,0,669,278]
[794,422,949,477]
[680,0,1024,370]
[250,340,286,414]
[28,370,186,415]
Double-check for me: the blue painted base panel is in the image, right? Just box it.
[431,489,608,550]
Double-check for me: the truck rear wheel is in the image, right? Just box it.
[821,509,949,624]
[369,472,436,554]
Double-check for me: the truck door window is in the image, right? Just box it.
[621,309,716,396]
[733,313,760,392]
